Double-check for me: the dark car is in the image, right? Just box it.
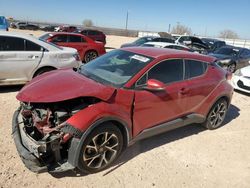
[202,38,226,52]
[41,25,57,32]
[13,47,233,174]
[77,29,106,45]
[176,36,209,54]
[19,23,39,30]
[209,46,250,72]
[121,36,175,48]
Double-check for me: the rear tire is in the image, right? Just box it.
[78,123,123,173]
[33,67,55,78]
[84,51,98,63]
[203,98,228,130]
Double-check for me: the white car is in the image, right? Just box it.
[142,41,192,52]
[0,32,81,86]
[232,65,250,93]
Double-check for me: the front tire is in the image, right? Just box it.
[78,124,123,173]
[203,99,228,130]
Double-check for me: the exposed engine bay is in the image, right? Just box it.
[18,97,100,170]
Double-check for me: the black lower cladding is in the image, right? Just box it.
[12,108,78,173]
[237,80,250,91]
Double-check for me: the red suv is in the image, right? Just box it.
[79,29,106,45]
[13,48,233,173]
[40,32,106,63]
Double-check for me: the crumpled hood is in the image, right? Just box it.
[17,69,116,103]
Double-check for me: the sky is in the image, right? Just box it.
[0,0,250,39]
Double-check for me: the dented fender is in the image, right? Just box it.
[66,102,132,134]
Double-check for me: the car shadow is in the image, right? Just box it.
[234,89,250,97]
[51,104,240,178]
[0,85,24,93]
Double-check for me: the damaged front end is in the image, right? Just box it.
[12,97,99,173]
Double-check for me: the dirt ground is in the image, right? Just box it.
[0,30,250,188]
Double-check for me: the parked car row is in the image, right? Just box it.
[9,22,107,45]
[121,34,250,75]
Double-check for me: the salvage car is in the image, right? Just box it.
[40,32,106,63]
[121,36,175,48]
[142,41,193,52]
[175,35,209,54]
[13,47,233,174]
[201,38,226,53]
[0,32,81,85]
[232,65,250,93]
[209,46,250,73]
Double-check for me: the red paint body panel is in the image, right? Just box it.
[133,81,188,136]
[16,69,115,103]
[66,89,134,131]
[46,32,106,61]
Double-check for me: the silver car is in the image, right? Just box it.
[0,32,81,85]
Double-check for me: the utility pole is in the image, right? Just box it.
[125,11,129,30]
[168,24,171,33]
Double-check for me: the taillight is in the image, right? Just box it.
[73,53,80,61]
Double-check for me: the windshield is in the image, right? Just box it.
[39,38,63,50]
[214,47,239,56]
[80,50,154,87]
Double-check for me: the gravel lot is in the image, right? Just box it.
[0,30,250,188]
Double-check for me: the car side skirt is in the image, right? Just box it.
[130,113,205,145]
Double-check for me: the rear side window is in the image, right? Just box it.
[88,30,99,35]
[148,59,184,84]
[68,35,82,42]
[25,40,42,51]
[51,35,67,42]
[185,60,208,79]
[0,36,25,51]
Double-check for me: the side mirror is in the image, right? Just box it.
[143,79,165,91]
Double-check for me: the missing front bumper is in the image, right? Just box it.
[12,108,76,173]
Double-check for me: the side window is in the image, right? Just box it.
[0,36,25,51]
[240,49,250,58]
[179,36,190,43]
[88,30,96,35]
[25,40,42,51]
[68,35,82,42]
[51,35,67,43]
[81,30,88,35]
[148,59,184,84]
[185,60,208,79]
[136,74,147,86]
